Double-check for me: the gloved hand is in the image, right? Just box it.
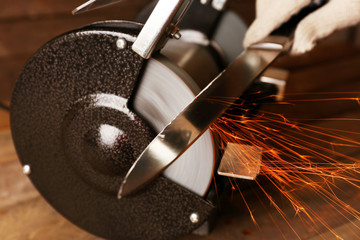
[243,0,360,54]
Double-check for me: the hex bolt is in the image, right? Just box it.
[189,213,200,224]
[173,31,182,40]
[116,38,127,50]
[23,165,31,175]
[168,24,182,40]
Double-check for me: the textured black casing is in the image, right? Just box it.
[10,21,215,240]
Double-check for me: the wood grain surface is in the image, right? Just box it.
[1,109,360,240]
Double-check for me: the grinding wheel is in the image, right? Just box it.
[134,55,216,197]
[10,21,216,240]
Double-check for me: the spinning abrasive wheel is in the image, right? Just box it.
[11,1,249,239]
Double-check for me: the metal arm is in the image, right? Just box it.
[132,0,193,59]
[73,0,229,58]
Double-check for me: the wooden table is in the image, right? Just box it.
[1,107,360,240]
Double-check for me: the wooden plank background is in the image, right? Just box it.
[0,0,359,239]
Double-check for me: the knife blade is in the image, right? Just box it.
[118,0,328,198]
[118,36,292,198]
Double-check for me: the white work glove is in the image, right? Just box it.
[243,0,360,54]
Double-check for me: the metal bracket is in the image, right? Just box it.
[260,67,289,102]
[132,0,193,59]
[73,0,229,59]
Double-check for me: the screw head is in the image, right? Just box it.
[189,213,200,224]
[116,38,127,50]
[23,165,31,175]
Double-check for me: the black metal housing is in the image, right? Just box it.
[10,21,215,240]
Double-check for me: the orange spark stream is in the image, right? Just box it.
[210,92,360,239]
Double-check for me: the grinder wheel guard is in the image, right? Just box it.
[10,21,216,240]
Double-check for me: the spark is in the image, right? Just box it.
[210,91,360,238]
